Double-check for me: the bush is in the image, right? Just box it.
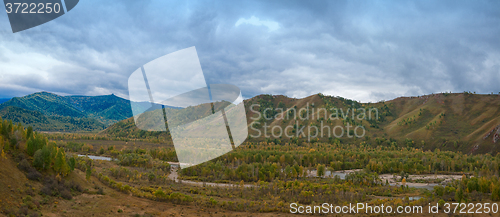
[16,152,27,163]
[18,159,32,172]
[40,176,73,197]
[60,189,72,200]
[97,187,105,195]
[68,181,83,192]
[27,168,42,181]
[17,205,28,216]
[41,182,56,196]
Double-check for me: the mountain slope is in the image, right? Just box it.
[65,94,133,125]
[0,92,84,117]
[0,106,106,132]
[0,92,133,126]
[103,92,500,154]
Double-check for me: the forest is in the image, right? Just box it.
[3,114,500,216]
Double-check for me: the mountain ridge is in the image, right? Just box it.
[0,91,133,126]
[103,92,500,154]
[0,106,106,132]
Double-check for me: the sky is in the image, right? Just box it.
[0,0,499,102]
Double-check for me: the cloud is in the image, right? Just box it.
[0,0,499,102]
[235,16,280,31]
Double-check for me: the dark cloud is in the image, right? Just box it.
[0,0,499,101]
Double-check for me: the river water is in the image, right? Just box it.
[77,154,113,161]
[79,155,444,190]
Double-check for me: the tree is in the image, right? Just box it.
[68,156,76,172]
[26,126,33,139]
[33,150,44,169]
[41,146,52,170]
[455,187,463,202]
[26,135,47,156]
[54,148,69,176]
[86,162,92,181]
[317,164,325,177]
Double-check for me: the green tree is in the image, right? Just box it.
[455,187,463,202]
[41,146,52,170]
[26,135,47,156]
[86,162,92,181]
[317,164,325,177]
[26,126,33,139]
[54,148,69,175]
[26,138,36,156]
[68,156,76,172]
[33,149,44,169]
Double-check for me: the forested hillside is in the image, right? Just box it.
[0,92,132,126]
[0,106,105,132]
[104,92,500,154]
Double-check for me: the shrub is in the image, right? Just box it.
[18,159,32,172]
[27,168,42,181]
[97,187,105,195]
[16,152,27,163]
[123,185,132,192]
[60,189,72,200]
[17,206,28,216]
[67,181,83,192]
[40,176,78,197]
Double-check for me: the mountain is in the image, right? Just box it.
[64,94,133,125]
[0,106,105,132]
[103,92,500,154]
[0,92,133,126]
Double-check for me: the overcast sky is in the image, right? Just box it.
[0,0,499,102]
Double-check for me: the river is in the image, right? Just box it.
[79,154,447,191]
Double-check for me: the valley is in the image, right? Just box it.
[1,92,500,216]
